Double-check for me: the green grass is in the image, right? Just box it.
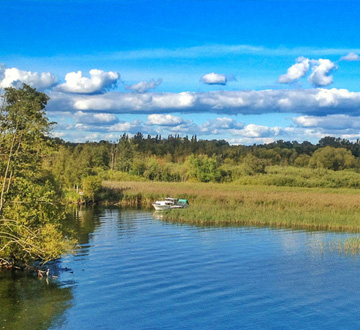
[102,180,360,232]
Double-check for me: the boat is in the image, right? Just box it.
[152,197,189,211]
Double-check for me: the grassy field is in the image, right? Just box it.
[102,181,360,232]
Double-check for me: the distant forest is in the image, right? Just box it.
[48,133,360,188]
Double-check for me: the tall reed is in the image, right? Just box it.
[103,181,360,232]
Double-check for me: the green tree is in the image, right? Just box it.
[309,146,356,171]
[0,84,75,266]
[294,154,311,167]
[116,134,134,172]
[185,154,221,182]
[82,175,102,201]
[242,154,266,175]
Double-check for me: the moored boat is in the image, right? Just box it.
[152,197,189,211]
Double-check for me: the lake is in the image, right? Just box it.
[1,207,360,329]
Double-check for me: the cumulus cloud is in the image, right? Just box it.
[53,111,360,145]
[125,79,162,93]
[147,114,185,126]
[200,72,227,85]
[56,69,119,94]
[228,137,276,145]
[227,125,328,145]
[0,65,58,90]
[340,52,360,61]
[50,91,197,113]
[74,111,119,125]
[293,114,360,130]
[308,59,337,87]
[109,119,144,133]
[234,124,281,138]
[47,88,360,116]
[200,117,244,134]
[278,57,337,86]
[278,57,310,83]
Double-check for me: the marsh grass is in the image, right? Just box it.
[103,181,360,232]
[312,237,360,255]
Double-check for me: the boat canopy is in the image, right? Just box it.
[177,199,189,205]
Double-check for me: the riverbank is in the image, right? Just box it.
[102,181,360,232]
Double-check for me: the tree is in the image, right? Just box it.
[185,154,222,182]
[115,134,134,172]
[242,154,266,175]
[0,84,75,267]
[309,146,356,171]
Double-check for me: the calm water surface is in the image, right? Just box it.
[1,207,360,329]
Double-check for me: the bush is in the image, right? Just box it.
[82,176,102,200]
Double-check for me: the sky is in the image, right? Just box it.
[1,0,360,145]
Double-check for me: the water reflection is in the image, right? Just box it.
[0,272,72,330]
[69,206,102,246]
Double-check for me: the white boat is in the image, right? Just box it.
[152,197,189,211]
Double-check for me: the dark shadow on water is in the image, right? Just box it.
[0,271,73,330]
[66,205,103,246]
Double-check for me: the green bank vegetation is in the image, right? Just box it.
[50,134,360,191]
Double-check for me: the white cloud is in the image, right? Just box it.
[200,117,244,134]
[47,88,360,116]
[109,119,143,133]
[228,137,276,145]
[74,111,118,125]
[278,57,310,84]
[56,69,119,94]
[147,114,185,126]
[55,91,197,112]
[52,111,360,145]
[0,65,58,90]
[293,114,360,130]
[227,125,328,145]
[340,52,360,61]
[200,72,227,85]
[125,79,162,93]
[234,124,281,138]
[308,59,336,87]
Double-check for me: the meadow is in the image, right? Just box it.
[102,181,360,232]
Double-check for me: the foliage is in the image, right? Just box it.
[242,154,267,175]
[0,84,75,266]
[82,175,102,200]
[309,146,356,170]
[185,154,222,182]
[48,133,360,189]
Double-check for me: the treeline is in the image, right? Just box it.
[48,133,360,191]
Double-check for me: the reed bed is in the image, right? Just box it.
[312,237,360,255]
[103,181,360,232]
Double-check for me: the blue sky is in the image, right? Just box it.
[1,0,360,144]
